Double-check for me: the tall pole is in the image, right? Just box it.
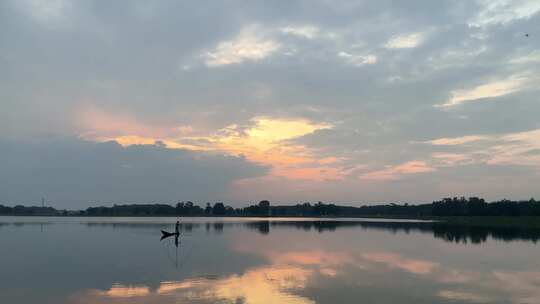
[42,197,45,208]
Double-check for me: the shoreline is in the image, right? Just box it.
[2,215,540,228]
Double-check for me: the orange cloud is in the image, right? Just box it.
[360,161,435,181]
[211,117,330,163]
[95,135,210,151]
[427,135,487,146]
[440,74,529,107]
[76,105,176,139]
[426,128,540,169]
[93,284,150,298]
[76,107,339,181]
[156,281,200,294]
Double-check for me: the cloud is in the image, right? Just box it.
[488,128,540,167]
[437,290,491,303]
[384,32,425,49]
[75,105,178,139]
[0,138,267,208]
[360,161,436,181]
[426,135,487,146]
[431,153,475,167]
[470,0,540,27]
[338,51,377,66]
[79,111,335,182]
[94,284,150,298]
[510,50,540,64]
[439,74,530,107]
[209,117,335,181]
[281,25,320,39]
[204,25,281,67]
[425,128,540,169]
[17,0,72,25]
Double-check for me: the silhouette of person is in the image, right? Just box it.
[175,220,180,234]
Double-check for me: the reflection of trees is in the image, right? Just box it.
[242,221,540,244]
[0,222,54,229]
[2,219,539,244]
[432,224,540,244]
[245,221,270,234]
[213,222,224,233]
[433,225,488,244]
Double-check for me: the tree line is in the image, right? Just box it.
[432,197,540,216]
[0,197,539,217]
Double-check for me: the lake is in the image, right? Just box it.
[1,217,539,304]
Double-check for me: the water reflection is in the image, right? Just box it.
[4,218,536,244]
[1,217,540,304]
[77,266,315,304]
[70,242,540,304]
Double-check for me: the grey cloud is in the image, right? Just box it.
[2,1,537,130]
[0,138,268,208]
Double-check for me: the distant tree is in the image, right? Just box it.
[205,203,212,215]
[176,202,185,215]
[314,201,325,216]
[258,200,270,216]
[213,202,226,215]
[0,205,12,215]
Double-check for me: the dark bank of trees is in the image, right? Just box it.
[1,197,539,217]
[82,200,271,216]
[432,197,540,216]
[273,197,540,217]
[0,205,61,216]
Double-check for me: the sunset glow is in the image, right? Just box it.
[78,112,335,181]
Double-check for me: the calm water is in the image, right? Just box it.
[1,217,540,304]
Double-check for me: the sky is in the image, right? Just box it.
[1,0,540,208]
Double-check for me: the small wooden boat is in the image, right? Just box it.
[161,230,179,238]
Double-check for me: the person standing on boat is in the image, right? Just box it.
[175,220,180,234]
